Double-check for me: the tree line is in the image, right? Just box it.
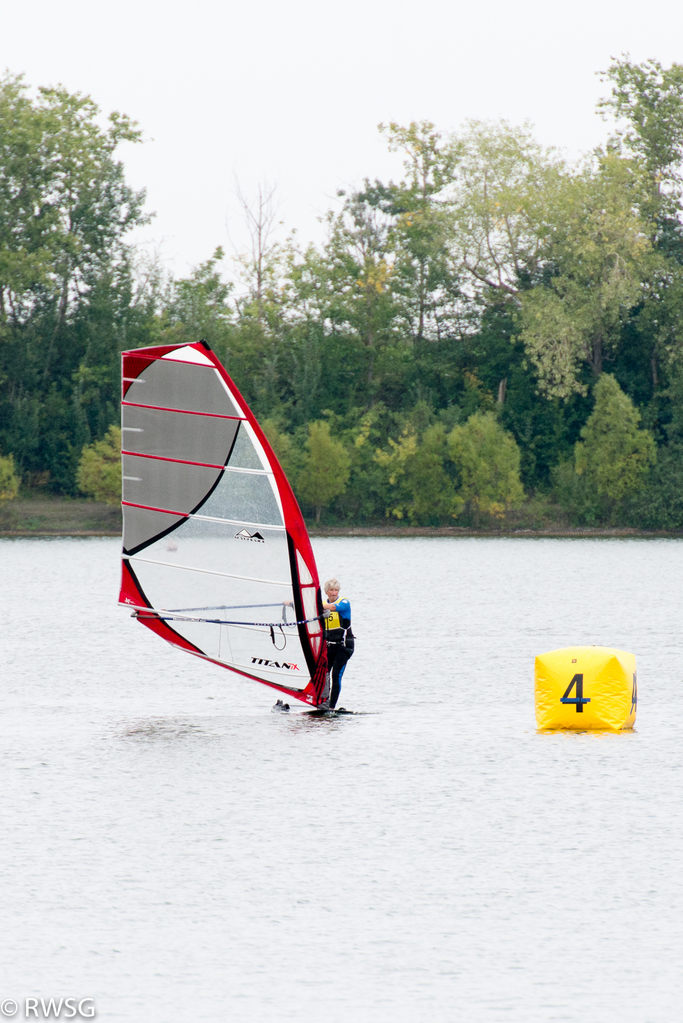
[3,58,683,526]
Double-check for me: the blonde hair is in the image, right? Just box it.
[324,578,340,593]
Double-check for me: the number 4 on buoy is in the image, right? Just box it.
[560,673,591,712]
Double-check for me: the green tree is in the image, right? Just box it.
[596,57,683,398]
[375,422,459,523]
[76,425,121,504]
[625,444,683,529]
[448,119,565,299]
[337,405,396,522]
[154,248,234,360]
[517,156,650,397]
[561,375,656,522]
[448,412,525,520]
[598,56,683,230]
[322,193,404,400]
[377,121,460,342]
[0,74,147,491]
[0,74,145,354]
[296,421,351,522]
[0,453,20,503]
[260,418,303,486]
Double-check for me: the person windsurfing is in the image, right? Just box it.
[321,578,354,710]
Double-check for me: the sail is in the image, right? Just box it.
[118,341,328,706]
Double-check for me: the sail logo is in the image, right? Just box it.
[235,528,265,542]
[252,657,299,671]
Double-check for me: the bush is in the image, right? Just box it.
[336,407,396,523]
[448,412,525,521]
[375,423,460,524]
[76,426,121,504]
[625,444,683,529]
[552,459,597,524]
[296,421,351,522]
[0,453,20,503]
[261,418,303,485]
[556,375,656,524]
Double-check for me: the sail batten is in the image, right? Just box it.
[119,342,327,706]
[124,555,291,587]
[192,514,286,531]
[122,401,244,422]
[122,500,188,516]
[220,465,271,477]
[122,451,229,471]
[122,503,288,535]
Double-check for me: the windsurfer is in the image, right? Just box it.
[321,578,354,709]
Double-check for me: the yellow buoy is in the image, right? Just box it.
[535,646,637,731]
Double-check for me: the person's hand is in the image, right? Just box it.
[322,610,331,619]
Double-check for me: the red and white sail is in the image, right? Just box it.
[118,341,327,706]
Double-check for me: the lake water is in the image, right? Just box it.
[2,536,683,1022]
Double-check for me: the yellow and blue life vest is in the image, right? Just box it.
[324,597,351,642]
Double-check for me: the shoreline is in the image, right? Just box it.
[1,496,681,539]
[308,525,683,538]
[1,526,681,540]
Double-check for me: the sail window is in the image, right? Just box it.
[227,423,265,471]
[136,515,291,579]
[197,469,283,526]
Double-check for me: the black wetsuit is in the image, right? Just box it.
[324,598,354,709]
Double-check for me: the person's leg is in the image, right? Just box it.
[322,643,339,708]
[329,647,352,709]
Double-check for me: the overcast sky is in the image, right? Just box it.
[3,0,683,277]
